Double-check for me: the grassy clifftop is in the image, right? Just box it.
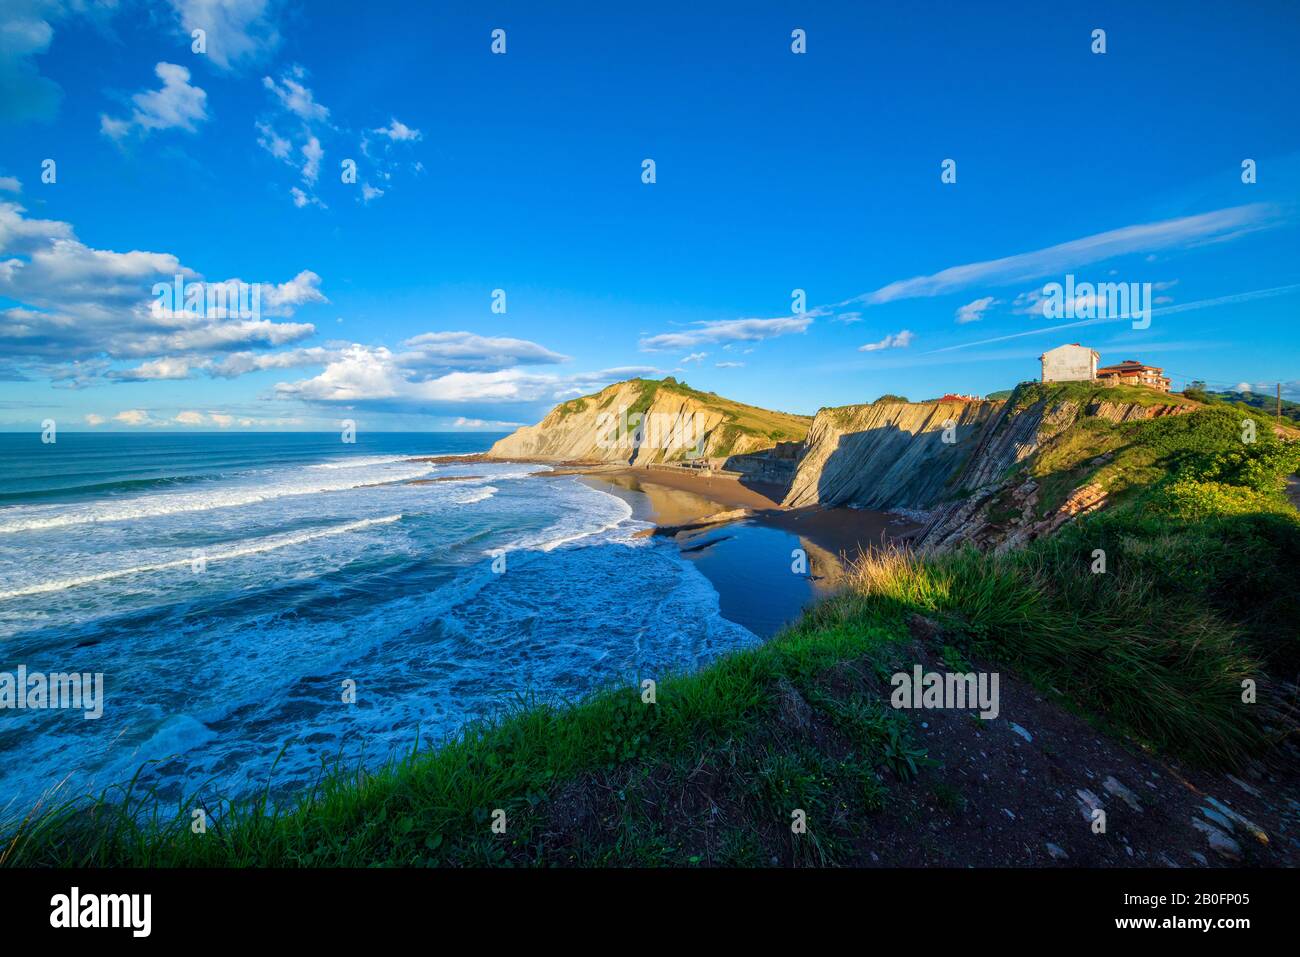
[618,376,812,444]
[489,377,812,463]
[5,398,1297,867]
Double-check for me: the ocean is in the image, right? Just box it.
[0,432,760,816]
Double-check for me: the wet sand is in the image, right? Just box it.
[576,466,922,638]
[580,466,921,563]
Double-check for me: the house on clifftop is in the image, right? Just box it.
[1040,343,1099,383]
[1097,360,1171,392]
[1039,344,1171,392]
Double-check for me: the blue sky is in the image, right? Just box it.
[1,0,1297,431]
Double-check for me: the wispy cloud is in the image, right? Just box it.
[955,296,997,324]
[926,284,1300,354]
[843,204,1280,309]
[639,315,811,350]
[859,330,914,352]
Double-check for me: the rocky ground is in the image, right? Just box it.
[522,614,1299,867]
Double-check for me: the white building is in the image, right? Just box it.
[1040,343,1099,383]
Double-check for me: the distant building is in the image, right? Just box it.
[938,393,980,402]
[1097,360,1171,393]
[1040,343,1099,383]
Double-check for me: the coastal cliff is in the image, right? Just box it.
[782,398,1001,509]
[784,382,1200,550]
[915,383,1200,551]
[486,377,811,465]
[489,376,1210,551]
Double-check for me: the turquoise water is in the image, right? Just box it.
[0,433,758,815]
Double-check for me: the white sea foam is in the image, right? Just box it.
[453,486,497,505]
[306,455,413,470]
[0,514,402,600]
[0,464,431,534]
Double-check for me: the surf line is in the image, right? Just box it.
[0,514,402,601]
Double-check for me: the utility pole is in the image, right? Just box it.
[1279,382,1283,424]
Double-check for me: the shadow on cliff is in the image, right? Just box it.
[790,420,988,509]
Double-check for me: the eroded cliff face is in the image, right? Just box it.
[782,399,1000,509]
[487,379,807,465]
[784,384,1199,551]
[915,390,1198,552]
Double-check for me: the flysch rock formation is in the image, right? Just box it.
[488,376,1201,552]
[782,399,1001,510]
[916,391,1197,552]
[486,378,808,466]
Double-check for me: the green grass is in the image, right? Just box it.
[4,392,1297,868]
[1191,387,1300,424]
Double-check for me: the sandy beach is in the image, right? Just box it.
[573,464,922,562]
[566,464,922,638]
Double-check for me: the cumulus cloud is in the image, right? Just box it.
[275,340,653,416]
[175,410,205,425]
[84,413,105,426]
[114,409,151,426]
[111,357,196,381]
[859,330,914,352]
[101,63,208,140]
[210,346,336,378]
[0,202,323,377]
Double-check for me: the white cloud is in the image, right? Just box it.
[640,315,812,350]
[0,176,20,193]
[680,352,707,364]
[256,121,291,160]
[715,361,744,368]
[84,413,105,426]
[275,340,650,413]
[210,346,335,378]
[399,332,569,371]
[175,410,205,425]
[101,63,208,139]
[262,70,329,123]
[167,0,281,70]
[0,202,322,373]
[113,357,195,381]
[361,183,384,203]
[373,118,421,142]
[208,412,234,427]
[290,187,325,209]
[453,416,520,429]
[859,330,914,352]
[955,296,997,324]
[844,204,1279,309]
[300,135,323,184]
[114,409,151,426]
